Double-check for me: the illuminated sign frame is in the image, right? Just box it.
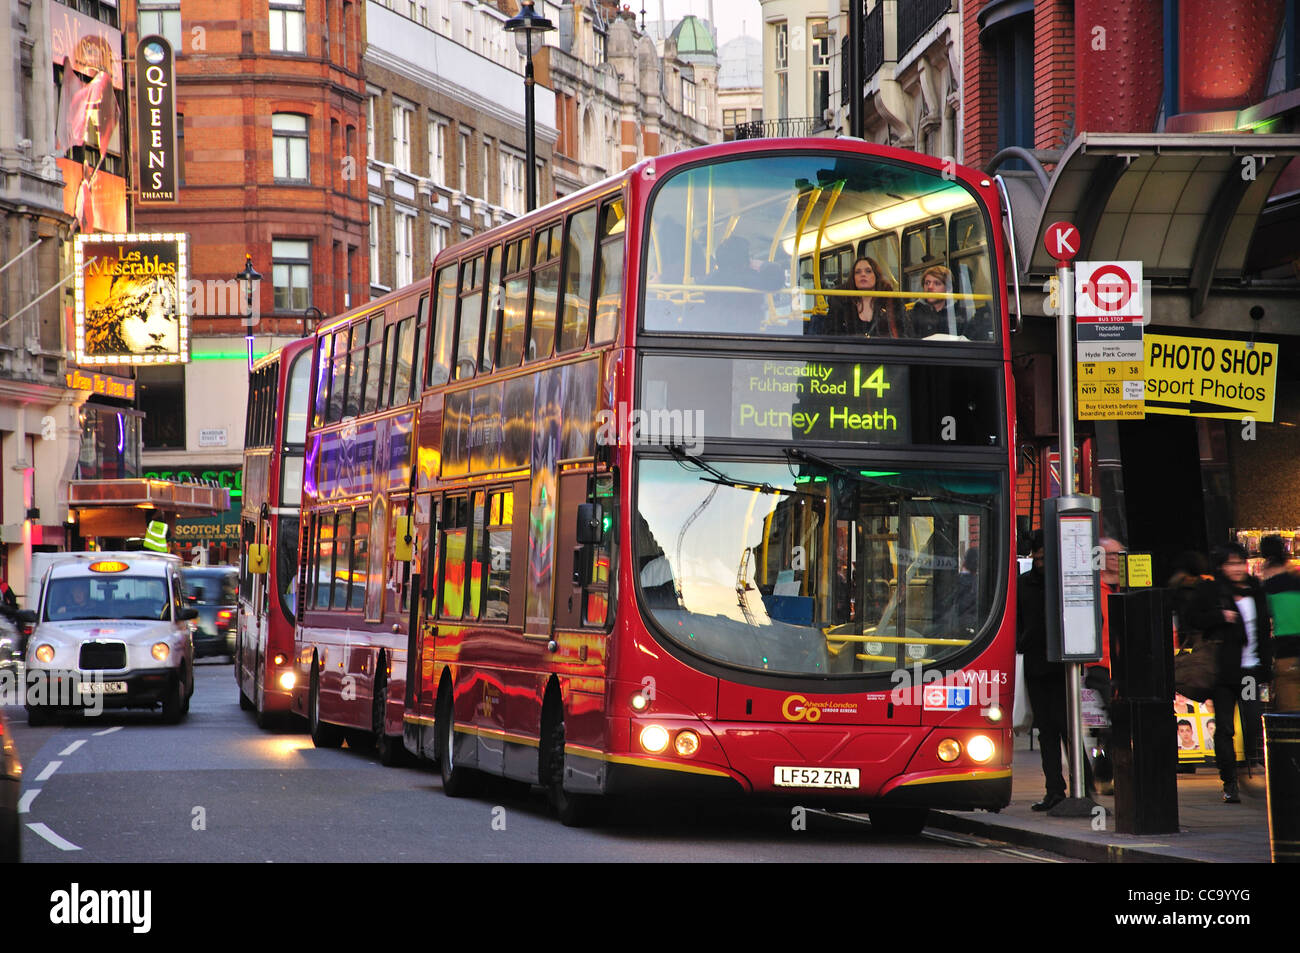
[135,35,178,203]
[74,232,189,365]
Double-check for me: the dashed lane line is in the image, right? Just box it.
[59,739,86,756]
[17,790,40,814]
[27,822,81,851]
[34,760,62,782]
[93,725,122,736]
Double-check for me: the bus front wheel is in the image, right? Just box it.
[543,707,599,827]
[437,688,477,797]
[308,662,344,748]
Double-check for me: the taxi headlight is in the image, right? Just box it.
[937,738,961,762]
[35,643,55,664]
[967,735,996,764]
[151,642,170,662]
[639,724,670,754]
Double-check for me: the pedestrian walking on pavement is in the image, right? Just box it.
[1016,531,1091,810]
[1259,534,1300,713]
[1181,544,1268,803]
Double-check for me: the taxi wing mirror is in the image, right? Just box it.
[180,607,199,621]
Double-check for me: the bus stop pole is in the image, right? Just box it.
[1056,261,1087,803]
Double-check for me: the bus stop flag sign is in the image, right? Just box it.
[1076,260,1145,420]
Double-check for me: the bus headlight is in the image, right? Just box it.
[279,672,296,691]
[639,725,670,754]
[937,738,961,762]
[152,642,170,662]
[983,704,1004,724]
[273,653,286,666]
[35,643,55,664]
[967,735,996,763]
[630,691,649,712]
[674,730,700,757]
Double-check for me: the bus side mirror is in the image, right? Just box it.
[248,543,269,575]
[576,503,603,545]
[393,516,414,562]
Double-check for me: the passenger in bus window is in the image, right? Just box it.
[906,265,956,338]
[818,256,909,338]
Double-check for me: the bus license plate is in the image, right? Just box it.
[774,766,859,789]
[79,681,128,695]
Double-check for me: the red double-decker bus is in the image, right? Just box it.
[238,336,315,726]
[304,138,1018,830]
[291,281,429,763]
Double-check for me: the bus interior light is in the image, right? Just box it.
[936,738,961,762]
[639,724,670,754]
[967,735,996,764]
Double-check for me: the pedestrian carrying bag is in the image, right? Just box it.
[1173,642,1217,703]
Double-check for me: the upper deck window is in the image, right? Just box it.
[642,153,996,342]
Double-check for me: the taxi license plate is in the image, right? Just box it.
[79,681,128,695]
[774,766,859,789]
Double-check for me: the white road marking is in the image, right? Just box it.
[34,760,62,782]
[27,822,82,851]
[17,790,40,814]
[93,725,122,736]
[59,739,86,756]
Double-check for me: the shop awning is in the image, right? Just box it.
[1007,133,1300,320]
[69,479,231,539]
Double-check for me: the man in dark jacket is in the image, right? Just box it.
[1017,532,1091,809]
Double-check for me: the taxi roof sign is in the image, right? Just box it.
[88,560,129,573]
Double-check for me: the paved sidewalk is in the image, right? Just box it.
[928,733,1273,862]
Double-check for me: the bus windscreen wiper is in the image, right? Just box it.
[664,444,804,497]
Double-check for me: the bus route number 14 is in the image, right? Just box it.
[853,365,889,398]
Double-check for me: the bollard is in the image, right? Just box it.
[1263,713,1300,863]
[1109,588,1179,833]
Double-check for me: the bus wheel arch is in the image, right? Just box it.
[436,673,477,796]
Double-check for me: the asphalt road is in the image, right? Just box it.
[7,663,1073,863]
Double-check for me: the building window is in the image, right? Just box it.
[395,209,415,285]
[367,93,377,161]
[499,148,525,216]
[369,209,382,287]
[458,128,471,194]
[809,19,829,121]
[270,0,307,53]
[273,239,311,311]
[431,220,449,257]
[176,113,185,186]
[392,98,413,171]
[428,116,447,186]
[773,21,788,120]
[682,78,696,120]
[482,137,492,201]
[991,15,1035,167]
[138,2,182,50]
[138,366,185,450]
[272,114,309,181]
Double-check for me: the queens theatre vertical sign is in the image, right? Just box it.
[136,36,177,203]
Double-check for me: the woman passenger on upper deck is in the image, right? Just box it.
[818,256,910,338]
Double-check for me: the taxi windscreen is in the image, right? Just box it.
[44,576,171,622]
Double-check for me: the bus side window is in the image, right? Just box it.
[481,246,502,373]
[364,315,384,413]
[313,334,332,427]
[351,505,370,611]
[456,256,483,381]
[440,496,469,620]
[429,264,456,388]
[483,489,513,622]
[558,206,596,353]
[592,198,624,344]
[528,225,561,362]
[411,294,428,396]
[329,329,348,422]
[499,238,530,368]
[333,511,354,610]
[315,512,337,610]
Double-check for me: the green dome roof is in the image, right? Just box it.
[670,15,716,56]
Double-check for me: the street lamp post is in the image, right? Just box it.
[505,0,554,213]
[237,253,262,372]
[302,306,324,337]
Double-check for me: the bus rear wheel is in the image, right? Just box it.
[436,688,477,797]
[372,666,405,767]
[308,662,344,748]
[254,657,274,729]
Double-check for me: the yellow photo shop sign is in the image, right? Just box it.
[1143,334,1278,423]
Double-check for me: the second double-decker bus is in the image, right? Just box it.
[291,281,429,763]
[379,137,1016,829]
[238,336,314,727]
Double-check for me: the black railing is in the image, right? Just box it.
[733,117,828,140]
[863,2,884,77]
[897,0,951,56]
